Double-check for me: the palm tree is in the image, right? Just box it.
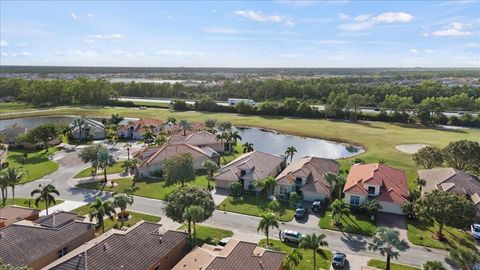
[154,134,167,146]
[0,173,9,207]
[449,249,480,270]
[299,233,328,270]
[141,126,156,144]
[179,120,191,136]
[285,146,297,163]
[216,131,230,156]
[415,178,426,193]
[261,176,277,197]
[242,142,254,153]
[89,197,116,233]
[368,227,410,270]
[130,158,139,177]
[2,167,24,203]
[31,183,59,215]
[72,117,86,141]
[286,248,303,270]
[182,205,205,246]
[123,142,132,160]
[94,147,116,184]
[257,212,279,246]
[331,199,350,227]
[324,173,346,199]
[228,130,242,153]
[203,160,219,190]
[113,193,133,221]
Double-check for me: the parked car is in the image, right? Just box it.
[311,200,322,212]
[294,207,308,219]
[472,223,480,241]
[331,252,347,269]
[218,237,232,247]
[281,230,302,243]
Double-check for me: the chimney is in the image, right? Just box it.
[52,212,55,227]
[103,243,107,251]
[159,237,163,244]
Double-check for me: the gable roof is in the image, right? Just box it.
[0,212,94,267]
[344,163,409,203]
[0,205,39,228]
[168,131,220,146]
[214,151,284,182]
[46,221,188,270]
[276,156,340,195]
[138,143,215,167]
[118,118,164,131]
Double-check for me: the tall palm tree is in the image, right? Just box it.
[182,205,205,246]
[203,160,219,190]
[31,183,59,215]
[216,131,230,155]
[94,147,116,184]
[0,173,9,207]
[228,130,242,152]
[72,117,86,141]
[242,142,254,153]
[179,120,191,136]
[89,197,116,233]
[449,249,480,270]
[257,212,279,246]
[415,178,426,193]
[2,167,24,203]
[324,173,346,199]
[331,199,351,227]
[113,193,133,221]
[368,227,410,270]
[285,146,297,163]
[299,233,328,270]
[286,248,303,270]
[130,158,139,177]
[141,126,156,144]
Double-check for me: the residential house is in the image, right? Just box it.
[117,118,165,140]
[0,205,40,228]
[163,122,207,136]
[172,239,285,270]
[43,221,188,270]
[71,118,106,140]
[0,143,8,168]
[275,156,340,202]
[134,143,219,177]
[168,131,227,153]
[418,167,480,221]
[0,124,29,146]
[0,211,95,270]
[214,151,284,190]
[343,163,410,214]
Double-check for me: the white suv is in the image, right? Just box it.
[281,230,302,243]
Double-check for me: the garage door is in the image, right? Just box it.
[215,179,232,189]
[303,192,326,202]
[379,201,403,215]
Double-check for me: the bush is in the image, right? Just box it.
[229,182,243,197]
[171,99,189,111]
[289,192,301,207]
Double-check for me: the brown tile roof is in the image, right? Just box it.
[138,143,215,168]
[344,163,409,203]
[118,118,165,133]
[168,131,220,146]
[0,212,94,268]
[46,222,187,270]
[0,205,39,228]
[276,156,339,195]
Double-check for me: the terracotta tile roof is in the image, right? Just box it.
[168,131,220,146]
[344,163,409,203]
[46,222,188,270]
[0,205,39,228]
[118,118,164,133]
[138,143,216,167]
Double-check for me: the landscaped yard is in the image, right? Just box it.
[76,173,210,200]
[73,160,127,178]
[259,239,332,270]
[177,224,233,246]
[406,220,477,252]
[1,198,64,210]
[318,210,376,236]
[6,148,59,183]
[219,194,295,222]
[367,259,420,270]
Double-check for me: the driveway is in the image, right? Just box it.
[377,213,408,241]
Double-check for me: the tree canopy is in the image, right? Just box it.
[163,153,196,186]
[165,185,215,224]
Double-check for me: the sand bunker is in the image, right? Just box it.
[395,143,429,154]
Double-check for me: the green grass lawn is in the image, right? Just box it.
[130,100,171,108]
[2,106,479,189]
[259,239,332,270]
[2,198,64,210]
[0,102,34,113]
[177,224,233,246]
[319,210,376,236]
[76,173,210,200]
[73,161,127,178]
[219,194,295,222]
[6,148,59,183]
[406,220,477,252]
[367,259,420,270]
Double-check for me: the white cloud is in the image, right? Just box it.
[212,9,217,13]
[0,40,9,47]
[83,34,126,43]
[337,13,350,20]
[464,42,478,48]
[430,22,473,37]
[410,48,435,54]
[373,12,413,23]
[354,14,371,22]
[285,20,295,27]
[71,12,78,20]
[1,52,8,57]
[86,13,94,18]
[338,11,414,31]
[2,51,32,57]
[409,49,418,54]
[153,50,205,57]
[203,27,239,34]
[235,10,294,26]
[425,49,435,54]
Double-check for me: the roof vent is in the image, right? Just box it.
[0,232,3,239]
[103,243,107,251]
[259,260,264,270]
[159,237,163,244]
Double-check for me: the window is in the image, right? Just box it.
[279,186,289,195]
[240,170,246,177]
[350,196,360,206]
[295,177,303,186]
[368,186,376,196]
[57,246,68,258]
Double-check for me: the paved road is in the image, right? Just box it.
[13,146,456,269]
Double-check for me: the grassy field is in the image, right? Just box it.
[318,210,377,236]
[130,100,171,108]
[2,198,64,210]
[0,102,34,113]
[177,224,233,246]
[3,106,478,189]
[73,160,127,178]
[406,220,477,252]
[367,259,421,270]
[259,239,333,270]
[219,194,295,222]
[76,173,210,200]
[6,148,59,183]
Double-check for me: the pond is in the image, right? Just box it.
[234,127,363,159]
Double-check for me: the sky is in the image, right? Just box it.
[0,0,479,67]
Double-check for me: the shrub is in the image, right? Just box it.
[229,182,243,197]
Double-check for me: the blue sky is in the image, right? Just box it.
[1,0,479,67]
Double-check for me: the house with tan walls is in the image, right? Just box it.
[168,131,227,153]
[117,118,165,140]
